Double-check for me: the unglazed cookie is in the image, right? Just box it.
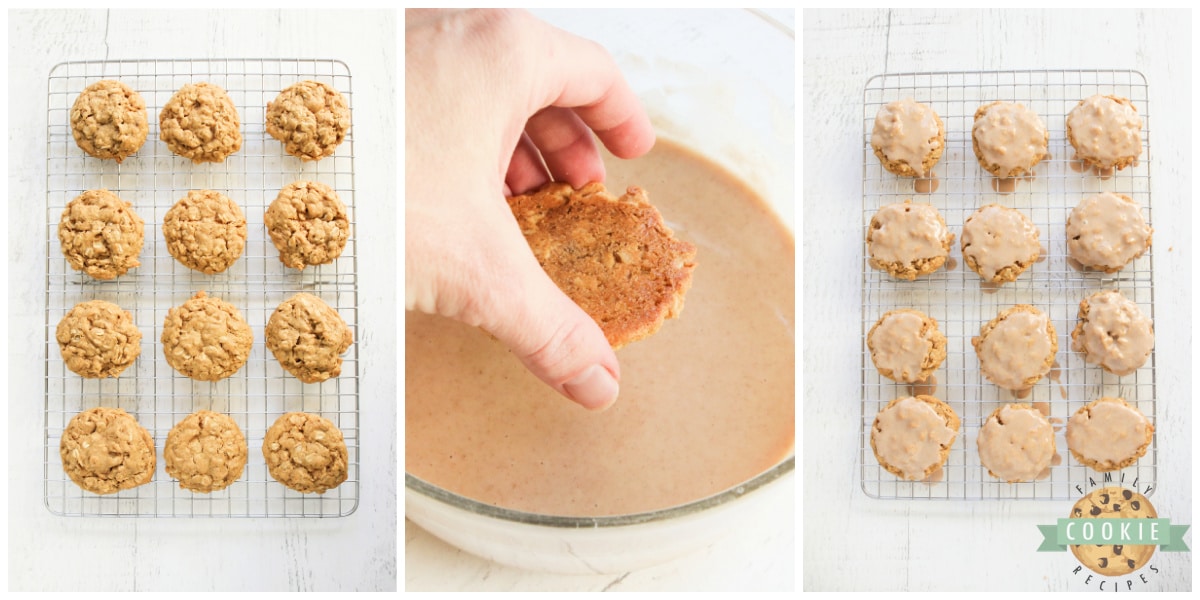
[266,80,352,161]
[960,204,1041,283]
[262,412,349,494]
[870,98,944,177]
[1066,192,1152,273]
[971,101,1049,177]
[870,395,959,481]
[507,182,697,348]
[1069,487,1157,576]
[973,304,1057,391]
[69,79,148,163]
[866,309,946,383]
[866,200,954,280]
[264,180,350,270]
[1067,95,1143,171]
[1071,289,1154,376]
[164,410,248,493]
[56,300,141,378]
[976,403,1055,482]
[266,293,353,383]
[162,190,248,274]
[1066,397,1153,472]
[160,291,253,381]
[59,407,155,495]
[159,82,242,163]
[58,189,144,280]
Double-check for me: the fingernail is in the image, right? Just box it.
[563,364,619,411]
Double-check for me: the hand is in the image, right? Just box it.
[405,9,655,410]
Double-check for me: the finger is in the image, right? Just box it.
[504,132,551,195]
[524,106,605,188]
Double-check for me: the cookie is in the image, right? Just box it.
[870,395,959,481]
[971,101,1049,177]
[265,80,352,161]
[973,304,1057,391]
[1066,397,1153,472]
[69,79,148,163]
[56,300,141,378]
[867,309,946,383]
[264,180,350,270]
[159,82,243,163]
[1066,192,1152,273]
[1066,95,1143,171]
[960,204,1041,283]
[1071,290,1154,376]
[870,98,945,177]
[162,190,248,274]
[507,181,697,348]
[58,189,145,280]
[265,293,353,383]
[163,410,248,493]
[866,200,954,281]
[262,412,349,494]
[976,403,1056,482]
[59,407,155,495]
[160,291,253,381]
[1069,487,1157,576]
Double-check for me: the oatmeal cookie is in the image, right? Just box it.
[159,82,243,163]
[1066,397,1153,473]
[973,304,1057,391]
[866,309,946,383]
[58,189,145,280]
[866,200,954,280]
[264,180,350,270]
[971,101,1049,177]
[870,395,959,481]
[1067,95,1143,171]
[266,293,353,383]
[56,300,141,378]
[976,403,1056,482]
[162,189,248,274]
[265,80,351,161]
[164,410,247,493]
[69,79,148,163]
[59,407,155,495]
[1066,192,1152,273]
[262,412,349,494]
[507,181,697,349]
[160,291,253,381]
[870,98,945,177]
[960,204,1041,283]
[1071,289,1154,376]
[1070,487,1157,576]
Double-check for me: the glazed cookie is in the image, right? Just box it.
[1066,192,1152,273]
[971,101,1049,177]
[507,182,697,348]
[265,293,354,383]
[1069,487,1158,576]
[162,190,248,274]
[870,98,945,177]
[973,304,1057,391]
[264,180,350,270]
[960,204,1041,283]
[58,189,145,280]
[59,407,155,495]
[159,82,243,163]
[1071,289,1154,376]
[265,80,352,161]
[160,291,253,381]
[976,403,1056,482]
[56,300,141,378]
[69,79,148,163]
[1067,95,1143,171]
[870,395,959,481]
[866,200,954,281]
[867,309,946,383]
[164,410,248,493]
[1066,397,1153,472]
[262,412,349,494]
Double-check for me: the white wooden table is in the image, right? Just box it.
[803,9,1191,591]
[6,10,397,591]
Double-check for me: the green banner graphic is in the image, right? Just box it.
[1038,520,1190,552]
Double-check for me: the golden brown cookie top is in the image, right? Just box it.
[1069,487,1157,576]
[264,180,350,270]
[871,395,959,481]
[162,189,248,274]
[59,407,156,495]
[976,403,1056,482]
[70,79,149,163]
[262,412,349,494]
[870,98,942,177]
[266,80,351,161]
[1067,95,1142,170]
[55,300,142,378]
[1066,192,1152,273]
[265,293,353,383]
[164,410,248,493]
[159,82,243,163]
[160,291,253,381]
[1066,397,1153,472]
[58,189,145,280]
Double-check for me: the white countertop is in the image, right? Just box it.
[6,10,397,592]
[803,9,1192,591]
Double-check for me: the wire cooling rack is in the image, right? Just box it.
[44,59,359,517]
[859,70,1156,501]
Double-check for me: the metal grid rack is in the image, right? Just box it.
[44,59,359,517]
[859,70,1156,501]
